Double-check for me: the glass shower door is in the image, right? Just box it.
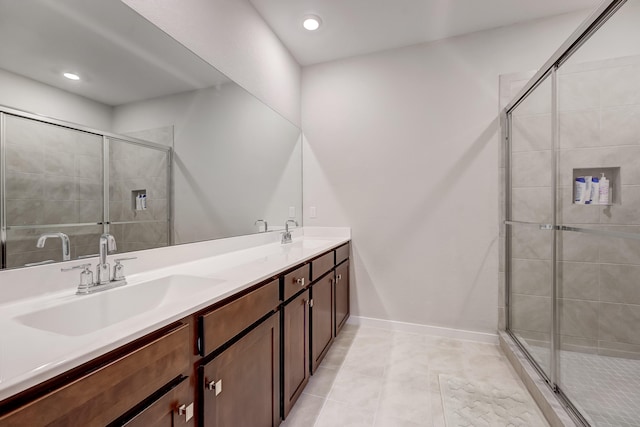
[2,114,104,268]
[555,0,640,424]
[108,137,171,253]
[507,73,555,379]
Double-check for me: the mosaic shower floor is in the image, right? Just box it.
[527,344,640,427]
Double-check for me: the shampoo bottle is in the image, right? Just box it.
[590,176,600,205]
[584,176,593,204]
[575,177,586,204]
[599,173,610,205]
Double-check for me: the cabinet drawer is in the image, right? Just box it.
[311,252,334,281]
[123,377,193,427]
[336,243,350,265]
[0,324,190,427]
[200,279,279,356]
[283,264,310,301]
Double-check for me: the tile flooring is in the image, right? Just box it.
[281,324,548,427]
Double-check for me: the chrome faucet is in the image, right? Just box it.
[97,233,117,285]
[36,232,71,261]
[281,220,298,244]
[62,233,136,294]
[255,219,268,233]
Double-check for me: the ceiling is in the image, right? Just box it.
[249,0,602,66]
[0,0,229,106]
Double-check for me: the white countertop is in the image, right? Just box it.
[0,230,350,402]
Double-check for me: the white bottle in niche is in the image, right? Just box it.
[584,176,593,204]
[141,194,147,210]
[135,194,142,210]
[575,177,586,204]
[590,176,600,205]
[599,173,610,205]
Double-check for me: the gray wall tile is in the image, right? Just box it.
[511,258,552,297]
[558,261,599,301]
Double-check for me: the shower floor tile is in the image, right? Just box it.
[527,345,640,427]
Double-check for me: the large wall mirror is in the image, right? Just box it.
[0,0,302,269]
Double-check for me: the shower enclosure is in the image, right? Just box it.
[0,107,171,269]
[504,0,640,425]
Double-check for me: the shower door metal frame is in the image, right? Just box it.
[503,0,630,425]
[0,104,173,269]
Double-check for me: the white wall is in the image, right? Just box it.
[302,11,591,334]
[0,68,112,130]
[122,0,301,128]
[112,83,301,244]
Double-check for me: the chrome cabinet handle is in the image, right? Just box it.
[296,277,305,286]
[337,274,343,281]
[206,379,223,395]
[177,402,194,422]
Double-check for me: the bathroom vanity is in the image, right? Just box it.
[0,235,350,426]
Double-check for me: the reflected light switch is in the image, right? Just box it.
[310,206,317,218]
[289,206,295,218]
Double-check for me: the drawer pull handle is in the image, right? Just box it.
[337,274,343,281]
[296,278,305,287]
[178,402,194,422]
[207,379,223,396]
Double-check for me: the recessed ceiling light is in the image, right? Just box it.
[63,72,80,81]
[303,15,321,31]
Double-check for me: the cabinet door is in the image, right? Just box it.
[282,289,310,419]
[311,273,335,373]
[201,314,280,427]
[335,261,350,336]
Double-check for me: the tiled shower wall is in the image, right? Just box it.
[500,55,640,359]
[3,116,171,268]
[4,115,104,267]
[109,128,171,254]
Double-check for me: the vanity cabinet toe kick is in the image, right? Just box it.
[0,240,350,427]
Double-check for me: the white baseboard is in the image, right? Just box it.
[347,316,498,344]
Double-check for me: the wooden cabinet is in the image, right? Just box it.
[0,240,350,427]
[122,376,193,427]
[336,243,350,265]
[335,260,350,336]
[199,279,279,356]
[311,252,333,281]
[281,289,310,419]
[311,272,335,373]
[0,324,192,427]
[282,264,310,301]
[200,313,280,427]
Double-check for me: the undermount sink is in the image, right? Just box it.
[15,275,224,336]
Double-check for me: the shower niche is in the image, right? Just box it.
[571,166,620,205]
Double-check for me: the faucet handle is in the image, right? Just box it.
[61,263,92,272]
[113,257,137,281]
[61,263,94,293]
